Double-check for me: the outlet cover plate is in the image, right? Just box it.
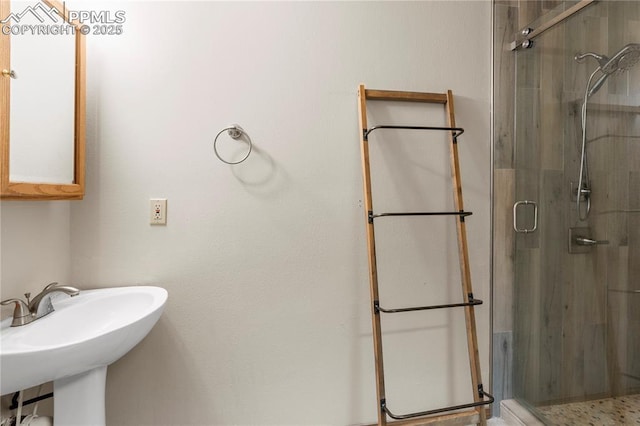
[150,199,167,225]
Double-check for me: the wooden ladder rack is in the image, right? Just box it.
[357,84,493,426]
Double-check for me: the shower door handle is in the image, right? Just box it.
[513,200,538,233]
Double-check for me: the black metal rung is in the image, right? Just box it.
[370,211,472,220]
[10,391,54,410]
[375,298,482,314]
[365,125,464,139]
[381,389,494,421]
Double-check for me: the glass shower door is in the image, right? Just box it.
[510,1,640,418]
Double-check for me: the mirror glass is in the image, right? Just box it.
[9,1,75,184]
[1,0,85,200]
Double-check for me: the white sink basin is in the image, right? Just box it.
[0,286,167,425]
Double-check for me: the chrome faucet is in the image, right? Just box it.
[29,282,80,319]
[1,282,80,327]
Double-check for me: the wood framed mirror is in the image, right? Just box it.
[0,0,85,200]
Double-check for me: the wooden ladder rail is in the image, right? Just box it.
[357,84,492,426]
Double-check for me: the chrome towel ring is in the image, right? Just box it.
[214,125,252,164]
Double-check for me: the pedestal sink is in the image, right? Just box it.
[1,286,168,426]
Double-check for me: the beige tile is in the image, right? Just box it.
[494,169,515,332]
[494,5,517,170]
[513,248,541,403]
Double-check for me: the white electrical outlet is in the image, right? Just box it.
[150,199,167,225]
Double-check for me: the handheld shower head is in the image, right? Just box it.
[587,73,609,97]
[578,43,640,97]
[574,43,640,220]
[600,43,640,74]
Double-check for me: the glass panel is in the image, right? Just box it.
[513,1,640,423]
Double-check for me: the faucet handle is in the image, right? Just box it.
[24,292,31,304]
[576,237,609,246]
[1,298,33,326]
[1,298,24,306]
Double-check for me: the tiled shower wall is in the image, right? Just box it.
[493,0,640,415]
[492,0,518,414]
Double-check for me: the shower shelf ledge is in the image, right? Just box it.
[575,102,640,114]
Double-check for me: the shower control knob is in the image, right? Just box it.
[575,237,609,246]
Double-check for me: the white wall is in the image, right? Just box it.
[0,201,71,419]
[2,2,491,425]
[1,202,71,300]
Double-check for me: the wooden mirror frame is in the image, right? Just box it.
[0,0,86,200]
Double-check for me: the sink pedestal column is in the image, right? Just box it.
[54,366,107,426]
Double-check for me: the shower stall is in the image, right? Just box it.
[493,1,640,423]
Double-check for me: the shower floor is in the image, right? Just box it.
[536,394,640,425]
